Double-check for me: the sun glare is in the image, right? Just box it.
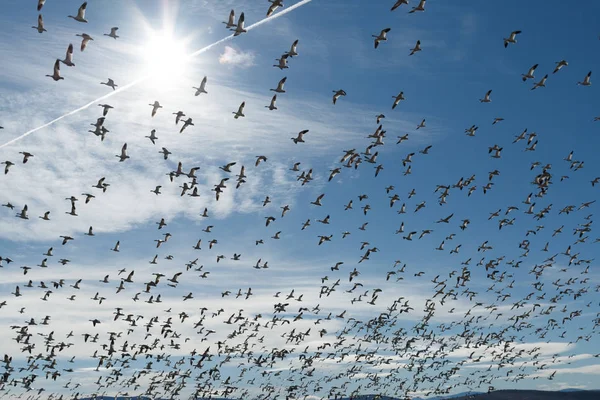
[140,30,189,91]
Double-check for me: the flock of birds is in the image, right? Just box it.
[0,0,599,399]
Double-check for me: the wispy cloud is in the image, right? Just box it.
[218,45,256,68]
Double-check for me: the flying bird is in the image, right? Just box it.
[373,28,391,49]
[104,27,119,39]
[68,2,88,23]
[503,30,522,48]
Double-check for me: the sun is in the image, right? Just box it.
[139,29,189,91]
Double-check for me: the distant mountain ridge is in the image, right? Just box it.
[81,390,600,400]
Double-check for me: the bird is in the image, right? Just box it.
[577,71,592,86]
[145,129,158,144]
[68,2,88,23]
[267,0,284,17]
[332,90,347,105]
[19,152,33,163]
[223,9,236,29]
[171,111,185,125]
[32,14,46,33]
[61,44,75,66]
[503,30,522,48]
[255,155,267,166]
[265,95,278,110]
[391,0,409,11]
[409,40,422,55]
[193,76,208,95]
[37,0,45,11]
[46,59,64,81]
[104,27,119,39]
[98,104,113,116]
[116,143,129,162]
[16,205,28,220]
[101,78,118,90]
[531,74,548,90]
[233,102,245,119]
[285,40,299,57]
[392,92,405,109]
[274,54,290,69]
[149,101,162,117]
[153,150,169,164]
[553,60,568,73]
[232,12,246,36]
[180,118,194,133]
[408,0,426,13]
[522,64,538,82]
[480,90,492,103]
[291,130,309,144]
[271,77,287,93]
[76,33,93,51]
[373,28,391,49]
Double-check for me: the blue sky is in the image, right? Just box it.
[0,0,599,398]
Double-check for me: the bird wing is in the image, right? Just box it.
[78,2,87,18]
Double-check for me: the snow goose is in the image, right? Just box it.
[408,0,426,13]
[285,39,299,57]
[39,211,50,220]
[373,28,391,49]
[159,147,171,159]
[101,78,118,90]
[76,33,93,51]
[104,27,119,39]
[16,205,28,220]
[223,10,235,29]
[46,59,64,81]
[332,89,346,104]
[274,54,289,69]
[233,102,245,119]
[577,71,592,86]
[255,155,267,166]
[271,77,287,93]
[19,152,33,163]
[479,90,492,103]
[232,12,246,36]
[267,0,284,17]
[149,101,162,117]
[145,129,158,144]
[265,95,277,110]
[391,0,409,11]
[503,30,521,48]
[553,60,568,74]
[2,161,14,174]
[180,118,194,133]
[291,130,309,144]
[521,64,538,82]
[416,119,426,130]
[32,14,46,33]
[98,104,113,116]
[409,40,421,55]
[193,76,208,95]
[61,44,75,66]
[392,92,405,109]
[37,0,45,11]
[68,2,88,23]
[116,143,129,162]
[531,74,548,90]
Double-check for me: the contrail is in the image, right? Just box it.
[0,0,313,150]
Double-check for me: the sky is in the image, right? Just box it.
[0,0,599,399]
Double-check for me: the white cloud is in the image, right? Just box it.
[218,46,256,68]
